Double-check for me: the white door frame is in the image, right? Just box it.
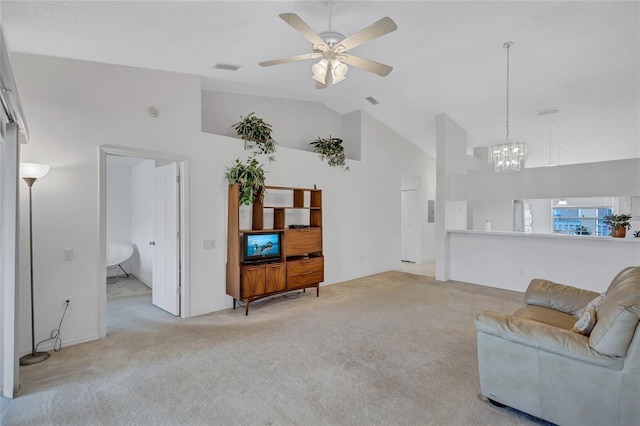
[98,146,190,338]
[1,123,20,398]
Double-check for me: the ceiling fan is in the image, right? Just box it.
[259,12,397,88]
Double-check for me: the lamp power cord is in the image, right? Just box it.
[35,299,69,352]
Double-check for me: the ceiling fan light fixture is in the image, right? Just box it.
[330,59,348,84]
[312,58,328,83]
[261,13,397,88]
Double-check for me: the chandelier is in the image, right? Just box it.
[489,41,527,173]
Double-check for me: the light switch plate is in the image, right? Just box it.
[63,248,73,261]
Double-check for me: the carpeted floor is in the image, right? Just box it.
[2,271,553,425]
[107,275,152,300]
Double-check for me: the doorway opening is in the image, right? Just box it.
[99,147,189,338]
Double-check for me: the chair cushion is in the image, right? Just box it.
[513,305,577,330]
[524,279,599,316]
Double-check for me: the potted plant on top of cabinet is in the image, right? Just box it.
[225,157,266,206]
[603,213,632,238]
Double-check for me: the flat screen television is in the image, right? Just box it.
[243,232,281,263]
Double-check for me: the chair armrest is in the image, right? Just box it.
[524,279,600,316]
[475,310,623,369]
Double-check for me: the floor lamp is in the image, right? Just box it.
[19,162,51,366]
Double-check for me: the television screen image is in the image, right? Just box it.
[245,233,280,260]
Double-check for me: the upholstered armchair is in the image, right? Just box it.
[474,266,640,426]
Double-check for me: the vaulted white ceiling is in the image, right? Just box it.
[2,1,639,165]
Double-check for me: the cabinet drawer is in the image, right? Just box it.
[288,270,323,287]
[284,228,322,256]
[287,257,324,287]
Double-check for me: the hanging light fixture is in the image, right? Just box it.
[311,2,349,85]
[489,41,527,173]
[312,58,329,83]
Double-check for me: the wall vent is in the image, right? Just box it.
[365,96,379,105]
[213,63,241,71]
[537,107,560,116]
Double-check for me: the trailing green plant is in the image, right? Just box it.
[233,112,277,158]
[603,213,632,230]
[309,135,349,171]
[225,157,266,206]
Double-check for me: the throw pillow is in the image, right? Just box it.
[575,293,606,318]
[572,304,597,336]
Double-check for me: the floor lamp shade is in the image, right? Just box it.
[20,162,50,180]
[19,162,50,365]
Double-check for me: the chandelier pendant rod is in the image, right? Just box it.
[504,41,513,141]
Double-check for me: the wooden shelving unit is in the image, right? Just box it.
[226,184,324,314]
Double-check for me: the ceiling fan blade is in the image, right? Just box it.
[259,53,321,67]
[335,17,397,52]
[340,54,393,76]
[279,13,327,49]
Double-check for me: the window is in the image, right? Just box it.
[553,207,612,236]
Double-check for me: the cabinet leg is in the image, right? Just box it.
[316,284,320,297]
[233,299,236,310]
[245,299,250,316]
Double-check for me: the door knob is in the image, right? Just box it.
[149,241,156,246]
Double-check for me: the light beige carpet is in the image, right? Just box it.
[2,271,551,425]
[107,275,152,300]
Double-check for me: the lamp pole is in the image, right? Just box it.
[19,169,50,365]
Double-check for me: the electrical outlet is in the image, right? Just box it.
[63,298,71,309]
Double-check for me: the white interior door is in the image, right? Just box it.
[152,163,180,316]
[401,190,418,262]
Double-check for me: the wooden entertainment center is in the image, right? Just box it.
[226,184,324,315]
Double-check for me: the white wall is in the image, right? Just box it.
[435,114,468,281]
[12,53,436,353]
[449,158,640,201]
[470,200,514,232]
[201,91,347,156]
[448,231,640,293]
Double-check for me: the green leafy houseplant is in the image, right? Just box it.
[225,157,266,206]
[603,213,632,237]
[309,136,349,171]
[233,112,277,158]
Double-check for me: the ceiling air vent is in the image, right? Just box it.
[365,96,379,105]
[537,107,560,116]
[213,63,241,71]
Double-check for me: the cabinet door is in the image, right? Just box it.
[241,265,265,298]
[265,263,287,293]
[285,228,322,256]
